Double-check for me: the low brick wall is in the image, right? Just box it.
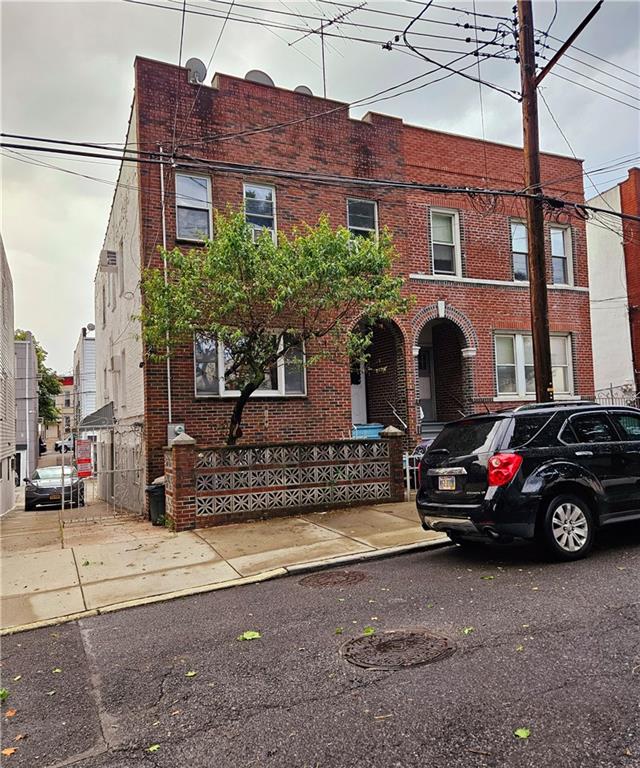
[164,431,405,531]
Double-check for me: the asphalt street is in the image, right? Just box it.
[2,523,639,768]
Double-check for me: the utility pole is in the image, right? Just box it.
[516,0,602,402]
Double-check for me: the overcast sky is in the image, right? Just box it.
[1,0,639,372]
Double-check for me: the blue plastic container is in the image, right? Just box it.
[351,423,384,440]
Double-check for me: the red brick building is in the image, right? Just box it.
[95,56,595,495]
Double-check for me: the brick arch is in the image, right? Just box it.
[411,302,478,350]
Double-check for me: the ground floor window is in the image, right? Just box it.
[494,332,573,397]
[194,332,306,397]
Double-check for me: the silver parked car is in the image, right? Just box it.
[24,466,85,511]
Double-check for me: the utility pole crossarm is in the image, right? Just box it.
[535,0,604,86]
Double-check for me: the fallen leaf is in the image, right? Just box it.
[335,627,344,635]
[147,744,160,753]
[1,747,17,757]
[426,603,434,609]
[516,645,525,652]
[462,626,475,635]
[370,616,378,621]
[363,626,376,636]
[481,575,495,580]
[374,714,393,720]
[531,587,539,591]
[185,671,197,678]
[14,735,26,742]
[5,709,17,718]
[337,598,345,602]
[514,727,531,739]
[171,710,181,716]
[46,691,56,696]
[52,668,62,674]
[616,566,625,571]
[12,676,21,683]
[236,630,261,641]
[0,688,8,702]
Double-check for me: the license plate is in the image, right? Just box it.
[438,476,456,491]
[49,493,61,500]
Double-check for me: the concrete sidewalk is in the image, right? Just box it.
[0,501,447,633]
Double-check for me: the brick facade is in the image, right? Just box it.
[122,56,594,487]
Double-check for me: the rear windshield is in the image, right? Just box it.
[506,415,553,448]
[428,418,503,458]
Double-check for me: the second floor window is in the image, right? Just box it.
[176,174,211,241]
[550,227,572,285]
[347,199,377,239]
[511,220,528,281]
[430,209,460,275]
[244,184,276,241]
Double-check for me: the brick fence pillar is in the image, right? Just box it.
[381,425,406,502]
[166,432,197,532]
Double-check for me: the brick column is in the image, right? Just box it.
[381,425,405,502]
[166,432,197,532]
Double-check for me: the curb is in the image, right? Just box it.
[1,536,452,636]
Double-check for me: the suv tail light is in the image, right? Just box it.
[487,453,523,487]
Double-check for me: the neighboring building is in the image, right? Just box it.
[587,167,640,400]
[0,235,16,513]
[44,375,74,448]
[14,331,38,483]
[73,328,96,430]
[95,57,595,506]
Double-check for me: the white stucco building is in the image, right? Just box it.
[586,184,636,397]
[14,332,38,484]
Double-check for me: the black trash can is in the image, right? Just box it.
[146,477,166,526]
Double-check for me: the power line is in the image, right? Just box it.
[548,71,640,111]
[401,1,520,102]
[541,27,640,81]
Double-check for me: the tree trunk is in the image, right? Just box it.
[227,379,262,445]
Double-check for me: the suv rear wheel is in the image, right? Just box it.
[540,494,594,561]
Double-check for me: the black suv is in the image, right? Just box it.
[416,403,640,560]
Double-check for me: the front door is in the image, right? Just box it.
[418,347,435,422]
[350,360,367,424]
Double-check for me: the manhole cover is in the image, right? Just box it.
[340,629,456,670]
[298,569,368,587]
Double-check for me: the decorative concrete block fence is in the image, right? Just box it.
[164,428,405,531]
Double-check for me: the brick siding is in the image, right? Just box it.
[131,57,594,486]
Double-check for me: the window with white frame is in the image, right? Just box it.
[347,199,377,239]
[430,209,461,275]
[175,174,212,241]
[495,332,572,397]
[244,184,276,242]
[194,332,306,397]
[510,220,528,281]
[550,226,572,285]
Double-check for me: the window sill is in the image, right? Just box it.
[410,273,588,292]
[492,394,580,403]
[194,393,308,400]
[176,236,207,245]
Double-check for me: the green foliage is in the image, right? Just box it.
[513,727,531,739]
[236,630,262,641]
[14,330,62,426]
[140,211,409,443]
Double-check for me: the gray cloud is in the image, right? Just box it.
[1,0,638,371]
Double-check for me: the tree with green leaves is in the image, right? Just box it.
[14,330,62,426]
[141,211,409,445]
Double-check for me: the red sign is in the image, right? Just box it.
[76,439,93,478]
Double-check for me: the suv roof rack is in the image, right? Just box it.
[513,401,598,412]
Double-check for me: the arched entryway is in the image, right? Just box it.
[350,319,408,433]
[413,306,477,437]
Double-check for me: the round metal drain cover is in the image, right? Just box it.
[341,629,456,670]
[298,569,368,587]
